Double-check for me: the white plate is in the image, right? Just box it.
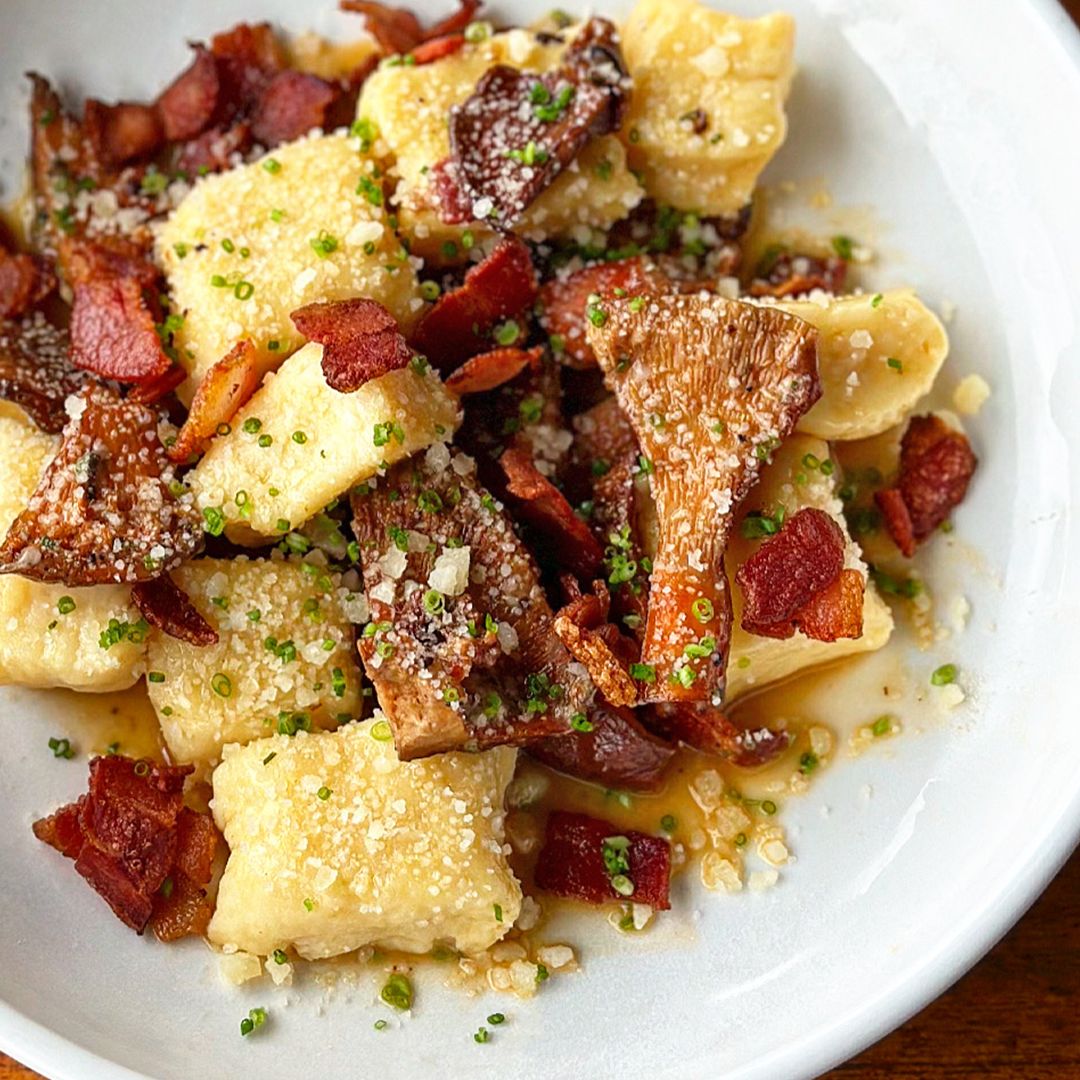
[1,2,1079,1078]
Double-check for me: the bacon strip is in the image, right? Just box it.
[874,414,977,557]
[500,445,603,579]
[167,340,260,462]
[444,346,540,396]
[127,364,187,406]
[70,277,172,384]
[292,298,413,393]
[410,237,539,372]
[156,46,221,142]
[551,583,638,707]
[785,567,864,642]
[528,706,675,793]
[564,398,649,635]
[32,756,207,934]
[539,257,676,369]
[150,808,218,942]
[60,235,160,291]
[412,34,467,65]
[82,100,163,167]
[735,508,847,638]
[340,0,481,55]
[534,810,671,909]
[443,18,629,227]
[132,573,219,647]
[0,383,202,586]
[250,70,337,145]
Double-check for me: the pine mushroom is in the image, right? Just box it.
[586,294,820,705]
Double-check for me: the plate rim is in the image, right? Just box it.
[1,2,1079,1078]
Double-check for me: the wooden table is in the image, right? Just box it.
[3,1,1080,1076]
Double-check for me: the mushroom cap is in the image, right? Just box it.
[587,293,819,706]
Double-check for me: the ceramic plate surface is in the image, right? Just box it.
[0,2,1078,1078]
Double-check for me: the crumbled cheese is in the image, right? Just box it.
[218,951,263,985]
[952,374,991,416]
[427,546,471,596]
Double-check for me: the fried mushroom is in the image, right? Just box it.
[586,294,819,706]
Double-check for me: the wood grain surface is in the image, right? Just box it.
[2,2,1079,1079]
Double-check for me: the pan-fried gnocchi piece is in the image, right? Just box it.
[157,132,423,401]
[776,289,949,441]
[188,342,461,543]
[357,29,643,262]
[725,434,893,700]
[209,719,520,959]
[0,410,146,691]
[145,557,362,767]
[620,0,794,216]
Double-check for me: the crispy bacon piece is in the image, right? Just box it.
[874,414,977,557]
[444,345,540,396]
[552,582,638,706]
[451,344,564,499]
[174,807,218,885]
[786,568,864,642]
[350,454,593,759]
[70,277,172,383]
[341,1,426,53]
[500,445,603,579]
[748,249,847,299]
[735,508,847,638]
[32,756,200,933]
[539,257,676,369]
[340,0,481,54]
[167,340,260,462]
[0,383,202,585]
[251,70,337,145]
[132,573,219,647]
[410,236,539,372]
[0,316,87,433]
[156,46,221,142]
[430,158,474,225]
[564,398,649,634]
[587,295,820,710]
[127,364,187,406]
[444,18,629,226]
[150,868,213,942]
[60,235,159,291]
[82,100,163,167]
[31,800,85,858]
[529,706,675,792]
[291,299,413,392]
[210,21,287,108]
[0,248,55,320]
[412,33,467,65]
[151,807,218,942]
[419,0,483,39]
[535,810,671,909]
